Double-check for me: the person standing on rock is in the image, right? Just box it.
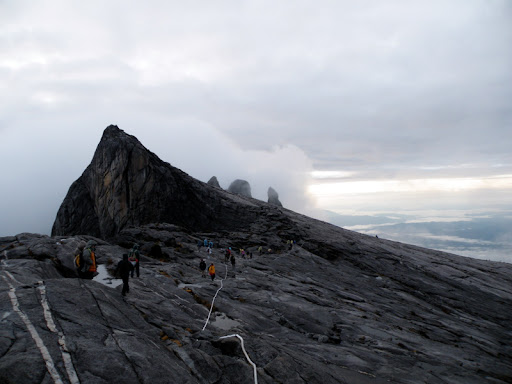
[129,243,141,278]
[199,258,206,278]
[208,263,216,281]
[115,254,134,296]
[80,240,97,280]
[230,253,236,274]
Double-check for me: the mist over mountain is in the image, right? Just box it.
[325,211,512,263]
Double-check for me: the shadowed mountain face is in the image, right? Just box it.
[52,126,263,239]
[3,125,509,383]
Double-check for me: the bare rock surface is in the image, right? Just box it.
[2,217,512,383]
[4,126,510,383]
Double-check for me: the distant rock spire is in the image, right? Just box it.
[207,176,221,188]
[227,179,252,197]
[267,187,283,207]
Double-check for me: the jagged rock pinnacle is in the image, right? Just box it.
[267,186,283,207]
[207,176,221,188]
[52,126,263,238]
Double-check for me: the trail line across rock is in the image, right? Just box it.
[200,261,259,384]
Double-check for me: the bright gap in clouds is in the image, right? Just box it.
[308,172,512,263]
[309,174,512,196]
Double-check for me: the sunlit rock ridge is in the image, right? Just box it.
[0,125,510,384]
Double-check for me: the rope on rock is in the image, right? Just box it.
[201,264,228,331]
[198,262,259,384]
[219,334,258,384]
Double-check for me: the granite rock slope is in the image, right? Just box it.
[11,125,510,383]
[1,219,511,384]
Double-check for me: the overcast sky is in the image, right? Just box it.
[1,1,511,247]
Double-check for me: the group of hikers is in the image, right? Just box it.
[198,242,266,282]
[197,239,297,281]
[198,245,238,282]
[198,238,214,255]
[74,236,298,295]
[199,258,217,281]
[75,241,141,296]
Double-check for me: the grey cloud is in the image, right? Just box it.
[1,0,511,242]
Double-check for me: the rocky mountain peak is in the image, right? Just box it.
[52,126,264,239]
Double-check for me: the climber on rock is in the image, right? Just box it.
[208,263,216,281]
[79,240,98,280]
[115,254,134,296]
[128,243,140,278]
[230,253,236,274]
[199,258,206,278]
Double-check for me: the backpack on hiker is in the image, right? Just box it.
[74,241,86,271]
[74,253,82,270]
[128,243,140,266]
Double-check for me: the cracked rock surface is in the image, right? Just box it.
[7,126,511,383]
[1,220,511,383]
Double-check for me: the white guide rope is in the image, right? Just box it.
[201,264,228,331]
[219,334,258,384]
[199,263,258,384]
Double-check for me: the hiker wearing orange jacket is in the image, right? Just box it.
[208,263,216,281]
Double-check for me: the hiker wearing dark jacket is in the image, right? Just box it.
[230,254,236,273]
[129,243,141,278]
[116,254,134,296]
[199,258,206,278]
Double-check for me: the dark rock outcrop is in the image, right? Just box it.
[207,176,221,188]
[267,186,283,207]
[52,126,263,239]
[227,179,252,198]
